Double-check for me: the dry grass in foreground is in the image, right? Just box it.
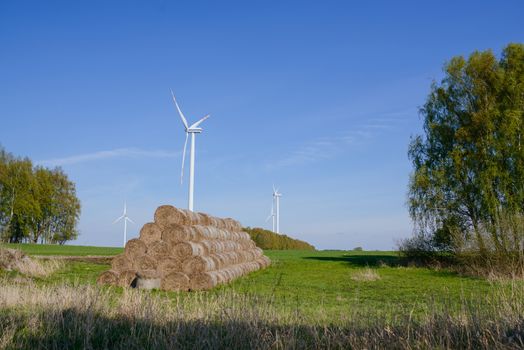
[0,248,64,277]
[1,279,524,349]
[351,267,381,281]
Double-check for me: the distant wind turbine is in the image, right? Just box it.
[113,202,134,247]
[265,200,276,232]
[272,185,282,233]
[171,90,210,212]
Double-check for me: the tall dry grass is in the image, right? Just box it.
[0,248,64,277]
[1,279,524,349]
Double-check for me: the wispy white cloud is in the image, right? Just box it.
[267,107,416,169]
[38,148,180,167]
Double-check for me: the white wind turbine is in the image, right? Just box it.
[171,90,210,212]
[113,202,134,247]
[272,185,282,233]
[265,200,276,232]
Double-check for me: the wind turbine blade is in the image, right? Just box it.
[112,215,125,224]
[170,89,189,129]
[180,132,189,184]
[273,184,276,194]
[265,214,273,222]
[126,217,135,224]
[189,114,210,129]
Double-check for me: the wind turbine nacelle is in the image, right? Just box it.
[187,128,203,133]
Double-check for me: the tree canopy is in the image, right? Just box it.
[408,43,524,254]
[0,146,81,244]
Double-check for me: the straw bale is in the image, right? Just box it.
[161,272,190,291]
[124,239,147,259]
[97,270,119,285]
[190,271,220,290]
[158,257,182,276]
[118,269,137,287]
[182,255,217,274]
[147,240,171,260]
[224,218,242,231]
[139,223,162,244]
[184,210,202,225]
[154,205,188,227]
[111,254,133,272]
[162,224,198,245]
[135,254,158,272]
[173,241,206,259]
[196,212,212,226]
[256,256,271,269]
[137,269,159,279]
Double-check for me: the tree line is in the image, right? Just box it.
[243,227,315,250]
[405,43,524,275]
[0,146,81,244]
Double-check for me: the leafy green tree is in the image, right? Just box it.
[0,146,81,244]
[408,43,524,255]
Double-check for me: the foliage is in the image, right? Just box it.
[0,146,81,244]
[353,246,363,251]
[407,43,524,270]
[243,227,315,250]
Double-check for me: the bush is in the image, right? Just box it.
[243,227,315,250]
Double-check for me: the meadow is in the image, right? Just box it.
[1,244,523,348]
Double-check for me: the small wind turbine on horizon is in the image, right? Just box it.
[171,90,210,212]
[113,202,134,247]
[265,200,276,232]
[272,185,282,233]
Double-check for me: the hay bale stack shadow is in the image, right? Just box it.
[98,205,271,291]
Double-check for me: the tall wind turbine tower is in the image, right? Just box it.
[273,186,282,233]
[171,90,210,212]
[113,202,134,247]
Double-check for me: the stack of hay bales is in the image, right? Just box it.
[97,205,271,291]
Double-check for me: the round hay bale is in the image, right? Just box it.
[154,205,188,227]
[111,254,133,272]
[182,256,217,275]
[97,270,119,285]
[258,255,271,268]
[196,212,212,226]
[190,271,220,290]
[137,269,160,279]
[118,269,137,287]
[135,255,158,272]
[162,224,198,245]
[139,223,162,244]
[124,239,147,259]
[158,257,182,276]
[224,218,242,231]
[173,241,206,260]
[161,272,190,291]
[147,240,171,260]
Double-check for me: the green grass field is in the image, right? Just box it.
[2,244,523,348]
[0,244,501,317]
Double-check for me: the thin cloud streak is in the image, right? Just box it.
[267,107,416,169]
[38,148,180,166]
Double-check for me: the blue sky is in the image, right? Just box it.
[1,1,523,249]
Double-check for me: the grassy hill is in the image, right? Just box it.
[243,227,315,250]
